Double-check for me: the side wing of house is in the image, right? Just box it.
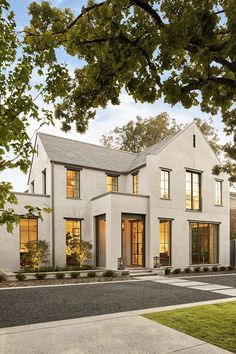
[146,122,230,268]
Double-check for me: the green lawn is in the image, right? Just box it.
[143,301,236,353]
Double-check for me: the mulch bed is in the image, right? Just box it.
[0,276,131,288]
[167,270,236,277]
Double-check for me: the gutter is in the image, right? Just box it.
[51,162,55,267]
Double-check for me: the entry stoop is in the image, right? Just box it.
[129,268,165,277]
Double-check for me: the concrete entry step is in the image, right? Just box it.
[129,268,165,277]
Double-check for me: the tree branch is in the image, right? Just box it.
[130,0,164,27]
[181,77,236,93]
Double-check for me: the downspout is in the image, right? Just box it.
[51,161,55,267]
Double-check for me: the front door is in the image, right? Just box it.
[131,220,143,266]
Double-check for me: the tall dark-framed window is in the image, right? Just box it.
[186,171,201,210]
[160,170,170,199]
[215,180,222,206]
[159,220,171,266]
[65,219,81,266]
[67,169,80,198]
[133,173,139,194]
[20,218,38,266]
[107,175,118,192]
[31,180,34,194]
[42,169,46,195]
[190,222,219,265]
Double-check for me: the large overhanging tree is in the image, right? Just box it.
[1,0,236,230]
[23,0,235,179]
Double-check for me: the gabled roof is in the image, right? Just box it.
[37,128,180,173]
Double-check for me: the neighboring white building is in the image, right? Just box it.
[0,122,230,271]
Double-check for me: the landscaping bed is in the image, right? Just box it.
[143,301,236,353]
[164,266,236,277]
[0,274,131,288]
[0,269,130,288]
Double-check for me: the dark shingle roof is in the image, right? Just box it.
[38,130,180,173]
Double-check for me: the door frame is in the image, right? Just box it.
[95,214,106,267]
[121,213,145,268]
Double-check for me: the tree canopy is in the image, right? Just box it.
[101,113,222,154]
[23,0,235,179]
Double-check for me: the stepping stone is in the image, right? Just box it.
[212,288,236,296]
[189,284,233,291]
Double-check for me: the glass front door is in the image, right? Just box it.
[131,220,143,266]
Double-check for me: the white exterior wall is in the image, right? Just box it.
[0,193,51,271]
[0,123,230,271]
[28,137,51,195]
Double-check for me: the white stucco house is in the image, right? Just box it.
[0,121,230,271]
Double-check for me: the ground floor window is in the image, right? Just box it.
[20,218,38,267]
[190,222,219,264]
[159,220,171,266]
[65,219,81,266]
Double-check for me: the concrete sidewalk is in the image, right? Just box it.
[0,298,232,354]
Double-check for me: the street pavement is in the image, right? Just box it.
[0,299,233,354]
[0,279,230,328]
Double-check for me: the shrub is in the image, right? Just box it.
[70,271,80,279]
[55,272,65,279]
[165,268,171,275]
[38,266,54,272]
[34,273,47,280]
[227,266,234,271]
[203,267,210,272]
[15,273,26,281]
[184,267,191,273]
[212,266,219,272]
[103,270,116,277]
[66,237,93,267]
[194,266,201,273]
[23,240,49,270]
[0,274,6,282]
[121,271,129,276]
[220,266,226,271]
[87,271,96,278]
[173,268,181,274]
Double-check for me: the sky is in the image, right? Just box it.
[1,0,230,192]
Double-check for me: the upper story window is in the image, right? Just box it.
[160,169,170,199]
[67,169,80,198]
[186,170,201,210]
[215,180,222,206]
[133,173,139,194]
[107,175,118,192]
[31,180,34,194]
[42,169,46,195]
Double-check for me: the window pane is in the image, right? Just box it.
[67,169,80,198]
[186,171,201,210]
[215,181,222,206]
[190,223,219,265]
[107,175,118,192]
[161,170,170,199]
[20,218,38,255]
[159,220,171,266]
[133,174,139,194]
